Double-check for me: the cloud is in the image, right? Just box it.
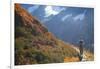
[73,10,86,21]
[62,14,72,21]
[28,5,40,13]
[44,6,66,17]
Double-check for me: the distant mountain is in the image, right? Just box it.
[23,5,94,52]
[43,11,94,52]
[44,12,94,44]
[15,4,80,65]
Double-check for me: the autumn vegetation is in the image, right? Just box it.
[15,4,93,65]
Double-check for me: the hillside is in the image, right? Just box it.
[15,4,83,65]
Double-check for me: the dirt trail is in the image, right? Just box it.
[71,45,87,61]
[64,45,94,62]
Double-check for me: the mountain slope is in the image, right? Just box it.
[15,4,79,65]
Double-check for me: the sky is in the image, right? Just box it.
[21,4,93,23]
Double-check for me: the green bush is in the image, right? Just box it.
[15,27,33,38]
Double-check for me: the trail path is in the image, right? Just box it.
[71,45,87,61]
[64,44,93,62]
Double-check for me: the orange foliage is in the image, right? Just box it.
[64,57,80,62]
